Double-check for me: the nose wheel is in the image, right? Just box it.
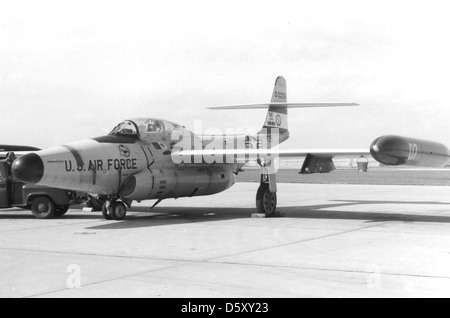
[102,200,127,221]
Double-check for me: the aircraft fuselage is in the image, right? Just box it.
[12,119,236,202]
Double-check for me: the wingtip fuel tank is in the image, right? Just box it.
[370,135,450,167]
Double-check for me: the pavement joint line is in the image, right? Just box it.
[0,221,388,264]
[203,221,393,262]
[211,260,450,281]
[0,246,197,263]
[26,261,191,298]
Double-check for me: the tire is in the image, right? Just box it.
[102,202,112,220]
[110,201,127,221]
[55,205,69,217]
[31,196,56,219]
[256,183,277,216]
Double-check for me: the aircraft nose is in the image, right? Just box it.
[11,153,44,184]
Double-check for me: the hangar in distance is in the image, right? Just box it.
[11,76,369,220]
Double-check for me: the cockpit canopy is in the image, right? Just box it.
[109,121,138,136]
[109,118,184,139]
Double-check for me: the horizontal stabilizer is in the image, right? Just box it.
[207,103,359,110]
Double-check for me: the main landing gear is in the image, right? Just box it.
[256,183,277,216]
[102,199,128,221]
[255,166,284,218]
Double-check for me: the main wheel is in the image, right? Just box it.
[102,202,112,220]
[256,183,277,216]
[110,201,127,221]
[31,196,56,219]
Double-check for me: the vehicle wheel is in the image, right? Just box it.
[256,183,277,216]
[31,196,56,219]
[110,201,127,221]
[102,202,112,220]
[55,205,69,217]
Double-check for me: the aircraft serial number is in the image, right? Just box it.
[274,91,286,99]
[64,159,138,172]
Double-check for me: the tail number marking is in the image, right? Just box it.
[408,143,418,160]
[274,91,286,99]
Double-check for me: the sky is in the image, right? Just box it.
[1,0,450,150]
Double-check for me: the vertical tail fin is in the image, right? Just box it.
[270,76,287,103]
[260,76,289,146]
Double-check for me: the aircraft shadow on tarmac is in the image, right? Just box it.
[280,200,450,224]
[84,199,450,230]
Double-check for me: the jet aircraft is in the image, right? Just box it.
[11,76,369,220]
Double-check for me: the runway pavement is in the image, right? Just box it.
[1,182,450,298]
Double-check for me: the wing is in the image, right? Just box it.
[0,145,41,159]
[0,145,40,152]
[171,148,370,164]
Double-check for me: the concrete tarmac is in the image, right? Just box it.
[1,182,450,298]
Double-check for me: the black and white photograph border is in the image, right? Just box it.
[1,0,450,299]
